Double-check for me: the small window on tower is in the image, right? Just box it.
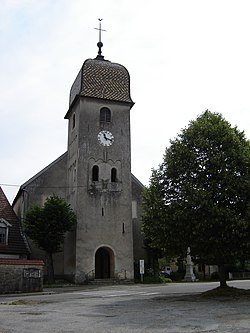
[72,113,76,129]
[100,107,111,122]
[92,165,99,181]
[111,168,117,182]
[73,168,77,182]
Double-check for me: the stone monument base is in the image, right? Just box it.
[184,264,196,282]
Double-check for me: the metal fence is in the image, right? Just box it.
[229,272,250,280]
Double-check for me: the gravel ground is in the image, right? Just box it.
[0,281,249,333]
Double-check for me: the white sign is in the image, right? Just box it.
[23,268,41,279]
[139,259,144,274]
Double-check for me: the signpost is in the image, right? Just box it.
[139,259,144,282]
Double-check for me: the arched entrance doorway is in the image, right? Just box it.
[95,246,114,279]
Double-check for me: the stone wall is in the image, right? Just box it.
[0,260,44,294]
[132,176,146,263]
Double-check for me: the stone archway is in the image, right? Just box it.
[95,246,114,279]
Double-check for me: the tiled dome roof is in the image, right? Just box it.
[69,58,133,106]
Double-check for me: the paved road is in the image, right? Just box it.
[0,280,249,333]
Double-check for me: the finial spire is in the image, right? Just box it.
[94,18,106,60]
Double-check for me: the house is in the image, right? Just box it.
[0,187,29,259]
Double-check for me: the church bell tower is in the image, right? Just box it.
[64,24,135,283]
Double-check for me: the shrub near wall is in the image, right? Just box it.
[0,260,44,294]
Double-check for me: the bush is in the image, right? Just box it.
[136,275,172,284]
[141,276,161,284]
[210,272,219,280]
[159,275,172,283]
[170,271,185,281]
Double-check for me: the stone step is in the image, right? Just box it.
[88,279,133,285]
[88,278,118,285]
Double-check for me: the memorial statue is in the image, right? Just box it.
[184,247,196,282]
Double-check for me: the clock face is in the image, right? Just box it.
[98,130,114,146]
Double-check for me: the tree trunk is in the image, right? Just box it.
[47,252,55,284]
[240,257,245,271]
[218,263,228,288]
[202,264,206,280]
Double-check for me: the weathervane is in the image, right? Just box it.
[95,18,106,60]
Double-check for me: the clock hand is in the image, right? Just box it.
[103,133,113,142]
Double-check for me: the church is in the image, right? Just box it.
[12,33,146,283]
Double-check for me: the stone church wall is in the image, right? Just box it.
[13,153,68,217]
[23,152,68,208]
[13,153,68,278]
[132,176,147,266]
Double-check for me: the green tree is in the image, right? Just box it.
[143,111,250,288]
[24,195,77,283]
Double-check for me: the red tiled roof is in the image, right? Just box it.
[0,187,29,255]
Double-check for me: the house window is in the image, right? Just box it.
[111,168,117,182]
[100,107,111,122]
[92,165,99,181]
[0,221,8,245]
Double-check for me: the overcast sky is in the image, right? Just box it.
[1,0,250,203]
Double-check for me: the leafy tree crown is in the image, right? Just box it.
[143,110,250,266]
[24,195,77,254]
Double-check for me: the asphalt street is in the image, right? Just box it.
[0,280,249,333]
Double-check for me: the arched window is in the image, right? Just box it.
[111,168,117,182]
[72,113,76,129]
[100,107,111,122]
[92,165,99,181]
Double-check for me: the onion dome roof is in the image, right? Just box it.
[69,57,133,107]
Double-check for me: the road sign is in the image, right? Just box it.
[139,259,144,282]
[139,260,144,274]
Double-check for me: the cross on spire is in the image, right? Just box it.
[95,18,106,60]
